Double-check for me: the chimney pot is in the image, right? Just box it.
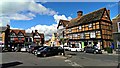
[7,24,10,29]
[77,11,83,18]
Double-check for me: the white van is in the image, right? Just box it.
[69,43,82,52]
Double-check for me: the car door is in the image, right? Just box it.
[53,47,58,55]
[46,47,53,56]
[51,47,56,55]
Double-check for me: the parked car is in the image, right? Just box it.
[84,46,102,54]
[54,46,64,55]
[36,46,64,57]
[27,45,42,53]
[34,46,48,55]
[21,47,27,52]
[32,46,43,54]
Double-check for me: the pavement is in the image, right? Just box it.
[101,50,119,55]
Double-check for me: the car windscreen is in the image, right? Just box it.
[38,47,46,51]
[34,46,42,49]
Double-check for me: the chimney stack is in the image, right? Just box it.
[32,30,34,33]
[7,24,10,29]
[35,30,38,33]
[107,10,110,16]
[77,11,83,18]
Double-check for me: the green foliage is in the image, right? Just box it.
[106,47,113,53]
[60,38,65,45]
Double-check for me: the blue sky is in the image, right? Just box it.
[10,2,118,29]
[0,1,119,40]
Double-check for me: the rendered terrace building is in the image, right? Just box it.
[59,8,112,49]
[57,20,69,43]
[112,14,120,49]
[0,27,7,47]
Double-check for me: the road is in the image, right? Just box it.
[65,51,119,68]
[1,51,119,68]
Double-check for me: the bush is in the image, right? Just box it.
[106,47,113,53]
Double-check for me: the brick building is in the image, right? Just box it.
[8,29,26,50]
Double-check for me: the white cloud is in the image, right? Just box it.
[0,0,58,26]
[26,14,72,41]
[26,24,57,41]
[53,14,72,24]
[10,27,23,30]
[0,0,72,40]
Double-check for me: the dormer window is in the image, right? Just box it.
[34,33,40,38]
[18,32,24,37]
[10,32,16,37]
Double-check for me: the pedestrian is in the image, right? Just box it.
[97,42,100,49]
[118,41,120,49]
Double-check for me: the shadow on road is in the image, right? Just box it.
[66,52,77,56]
[1,61,23,68]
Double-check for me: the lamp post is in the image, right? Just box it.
[62,31,66,56]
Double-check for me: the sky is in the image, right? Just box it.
[0,0,119,40]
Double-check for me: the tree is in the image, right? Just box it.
[60,38,65,45]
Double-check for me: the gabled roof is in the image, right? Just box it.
[10,29,25,35]
[57,19,69,29]
[112,14,120,20]
[67,8,108,28]
[0,27,7,32]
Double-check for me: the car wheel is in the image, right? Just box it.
[58,52,61,55]
[36,54,39,57]
[35,52,37,55]
[61,53,64,56]
[93,51,96,54]
[42,53,47,57]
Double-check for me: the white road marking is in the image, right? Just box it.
[64,59,82,67]
[38,56,67,59]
